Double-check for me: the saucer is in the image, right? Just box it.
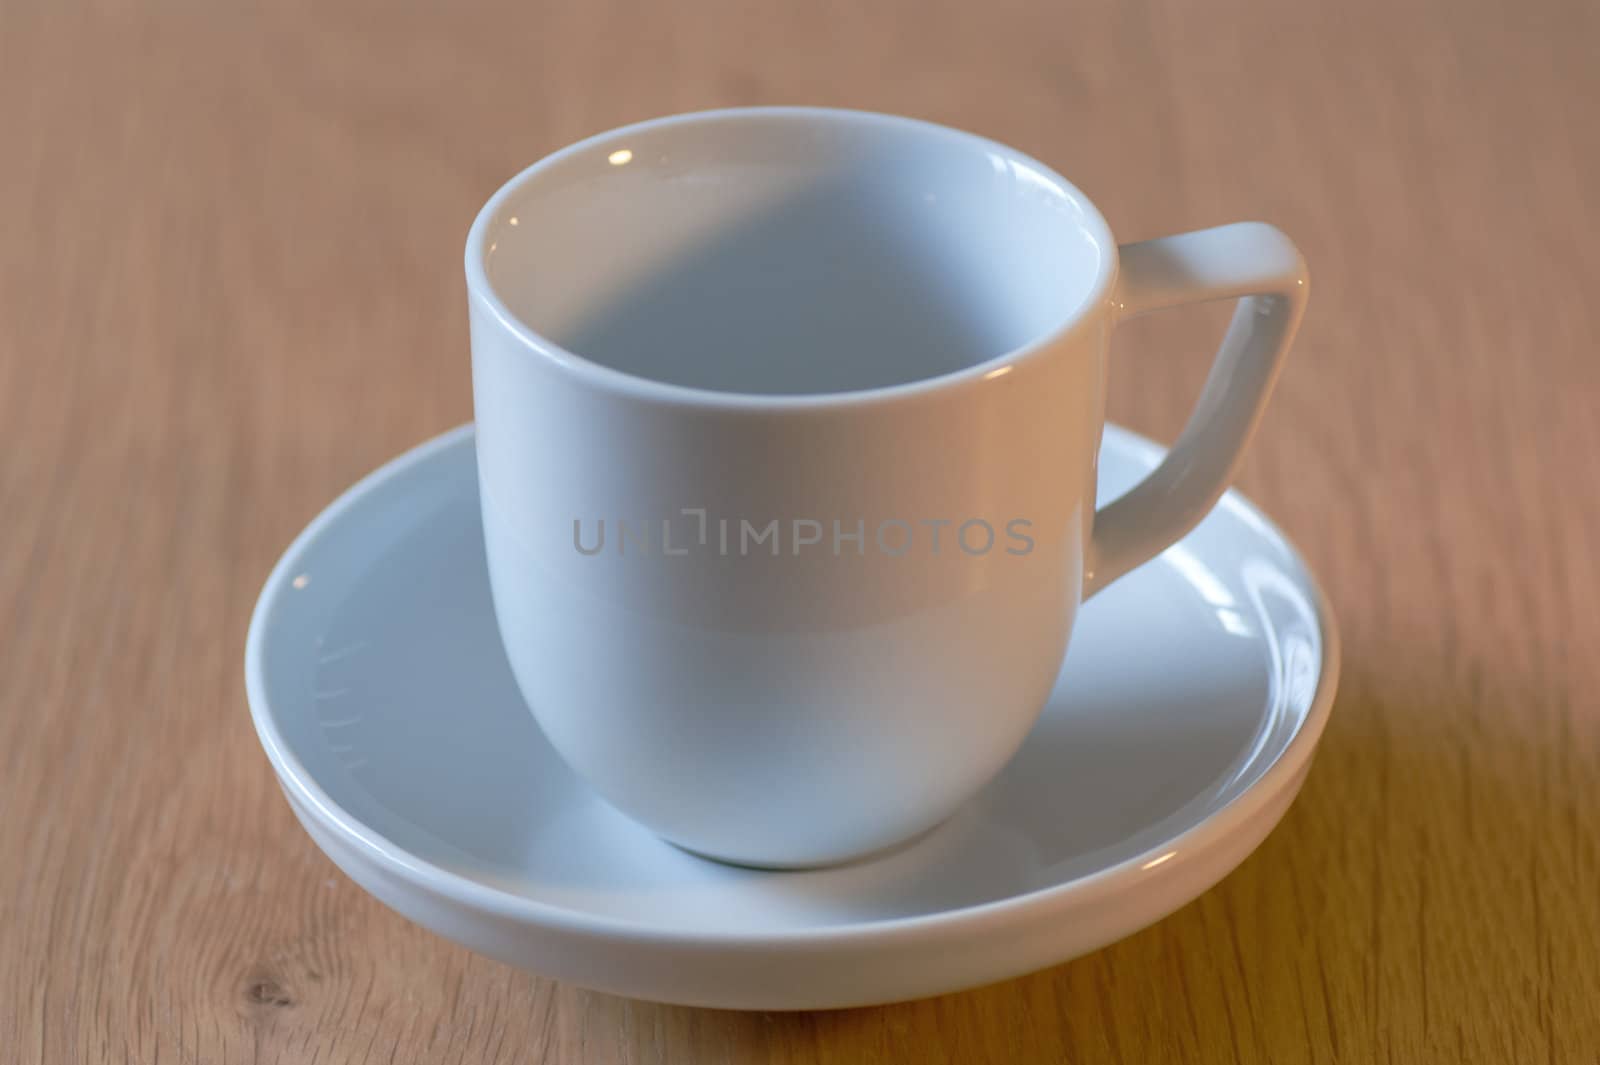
[246,424,1338,1010]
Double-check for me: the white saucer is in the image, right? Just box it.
[246,424,1338,1010]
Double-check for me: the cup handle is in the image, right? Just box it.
[1084,222,1309,598]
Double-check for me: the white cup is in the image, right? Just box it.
[465,108,1307,868]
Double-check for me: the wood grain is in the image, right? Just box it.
[3,0,1597,1060]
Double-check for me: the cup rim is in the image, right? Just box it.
[464,106,1119,411]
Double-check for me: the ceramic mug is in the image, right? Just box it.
[465,108,1307,868]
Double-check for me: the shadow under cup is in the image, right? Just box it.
[479,112,1108,396]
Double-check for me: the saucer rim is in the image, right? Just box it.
[245,422,1340,948]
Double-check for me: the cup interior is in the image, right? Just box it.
[474,110,1110,397]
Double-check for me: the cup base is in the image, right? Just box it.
[659,816,952,872]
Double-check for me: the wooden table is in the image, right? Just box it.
[4,0,1597,1060]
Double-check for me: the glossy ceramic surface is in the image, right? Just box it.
[467,108,1310,866]
[246,425,1339,1010]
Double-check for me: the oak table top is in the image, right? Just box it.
[3,0,1597,1061]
